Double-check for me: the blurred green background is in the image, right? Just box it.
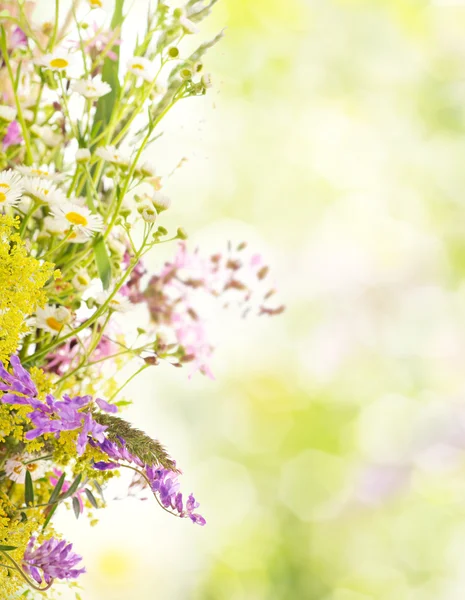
[39,0,465,598]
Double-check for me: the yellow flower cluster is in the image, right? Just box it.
[0,215,54,364]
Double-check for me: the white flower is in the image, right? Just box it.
[36,305,71,334]
[44,215,66,234]
[179,16,199,34]
[21,108,34,122]
[17,163,65,181]
[96,145,130,167]
[5,455,46,484]
[127,57,156,82]
[76,148,91,163]
[71,75,111,100]
[0,169,23,208]
[51,201,104,237]
[0,105,17,121]
[72,268,91,291]
[23,177,66,204]
[30,124,62,148]
[37,50,72,71]
[137,161,156,178]
[97,291,132,313]
[201,73,212,88]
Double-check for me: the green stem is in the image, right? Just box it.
[0,27,33,164]
[107,364,149,403]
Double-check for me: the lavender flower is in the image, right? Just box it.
[23,537,85,585]
[10,26,27,49]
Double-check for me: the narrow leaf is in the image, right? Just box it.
[49,472,66,504]
[24,470,34,506]
[0,545,18,551]
[61,474,82,499]
[85,488,98,509]
[72,496,81,519]
[94,235,112,289]
[42,504,58,531]
[93,480,105,500]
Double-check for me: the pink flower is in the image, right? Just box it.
[3,121,22,150]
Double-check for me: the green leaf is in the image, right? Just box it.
[93,0,125,136]
[61,474,82,499]
[94,235,112,290]
[72,496,81,519]
[85,488,99,509]
[93,480,105,500]
[49,472,66,504]
[24,470,34,506]
[0,545,17,552]
[42,504,58,531]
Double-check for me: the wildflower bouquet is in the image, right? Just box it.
[0,0,282,596]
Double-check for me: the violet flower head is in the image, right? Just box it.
[3,121,22,150]
[23,536,85,585]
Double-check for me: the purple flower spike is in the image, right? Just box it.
[23,536,85,585]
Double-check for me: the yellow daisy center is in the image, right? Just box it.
[66,211,88,226]
[132,63,145,70]
[50,58,69,69]
[46,317,63,332]
[27,463,38,473]
[77,275,88,285]
[13,465,23,475]
[32,169,48,177]
[90,0,103,6]
[0,192,7,203]
[0,183,10,190]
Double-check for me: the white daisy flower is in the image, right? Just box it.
[30,124,62,148]
[96,145,130,167]
[72,268,91,291]
[5,455,46,484]
[36,305,71,335]
[0,169,23,208]
[76,148,91,163]
[71,75,111,100]
[97,291,132,313]
[17,163,66,181]
[0,105,17,121]
[127,57,156,82]
[37,50,72,71]
[51,201,104,237]
[23,177,66,204]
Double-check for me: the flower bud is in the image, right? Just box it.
[152,191,171,212]
[177,227,188,240]
[138,204,158,223]
[168,47,180,59]
[76,148,91,163]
